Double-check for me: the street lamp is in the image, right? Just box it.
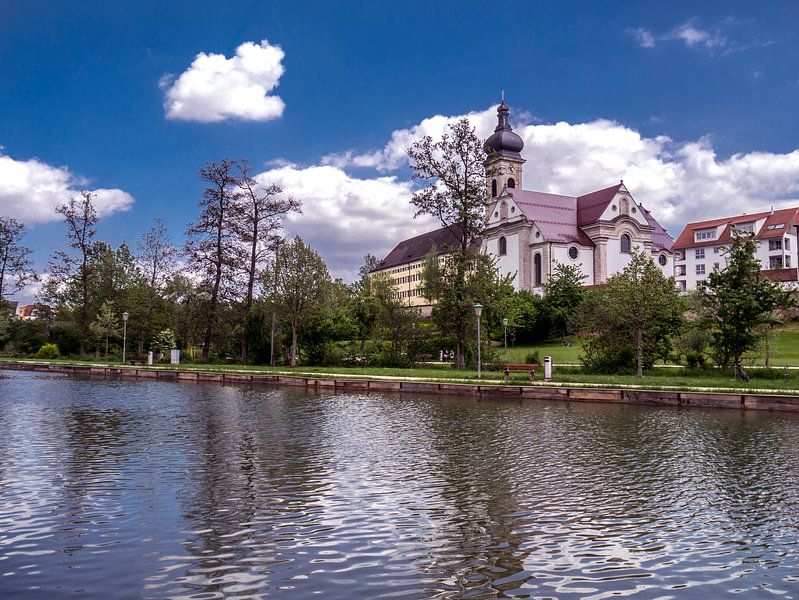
[502,317,508,360]
[122,311,129,364]
[474,303,483,379]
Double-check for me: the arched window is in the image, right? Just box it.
[620,197,629,215]
[498,236,507,256]
[507,178,516,189]
[491,179,497,197]
[534,253,542,286]
[621,234,631,253]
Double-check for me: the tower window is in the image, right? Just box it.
[498,236,507,256]
[620,234,631,253]
[507,178,516,189]
[491,179,497,197]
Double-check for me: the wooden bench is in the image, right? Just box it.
[503,363,538,382]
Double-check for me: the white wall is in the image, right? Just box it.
[488,233,521,290]
[550,245,594,283]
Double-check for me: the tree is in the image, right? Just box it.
[0,216,37,301]
[43,191,99,354]
[137,217,178,353]
[543,262,587,340]
[422,250,514,369]
[234,160,301,363]
[699,229,793,367]
[186,159,243,362]
[407,118,491,368]
[262,237,331,366]
[90,299,120,357]
[578,250,683,376]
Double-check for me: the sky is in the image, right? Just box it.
[1,0,799,301]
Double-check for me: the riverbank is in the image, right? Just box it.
[3,359,799,412]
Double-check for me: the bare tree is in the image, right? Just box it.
[43,192,99,354]
[0,216,37,301]
[185,159,242,362]
[136,217,178,354]
[234,160,301,363]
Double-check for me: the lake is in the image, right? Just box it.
[1,369,798,599]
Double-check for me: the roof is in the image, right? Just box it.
[764,268,799,283]
[673,207,799,250]
[374,225,477,271]
[640,205,675,252]
[575,184,622,226]
[507,189,595,246]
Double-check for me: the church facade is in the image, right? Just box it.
[482,100,674,290]
[373,100,674,304]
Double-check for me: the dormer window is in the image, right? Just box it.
[766,223,785,230]
[735,222,755,234]
[695,228,716,242]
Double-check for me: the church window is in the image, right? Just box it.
[510,206,515,213]
[534,253,542,286]
[631,206,637,213]
[620,197,629,214]
[499,236,507,256]
[612,205,617,212]
[535,231,540,238]
[507,178,516,189]
[491,179,497,197]
[568,246,578,260]
[658,254,667,266]
[620,234,631,253]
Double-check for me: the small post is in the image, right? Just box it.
[474,303,483,379]
[502,317,508,362]
[122,311,129,364]
[544,356,552,381]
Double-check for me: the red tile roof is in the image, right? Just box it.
[673,207,799,250]
[763,268,798,282]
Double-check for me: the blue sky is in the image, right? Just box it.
[2,0,798,299]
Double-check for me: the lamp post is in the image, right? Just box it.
[502,317,508,360]
[474,303,483,379]
[122,311,129,364]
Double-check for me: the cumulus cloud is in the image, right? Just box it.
[251,164,437,280]
[0,151,134,225]
[161,39,285,123]
[628,27,656,48]
[323,106,799,234]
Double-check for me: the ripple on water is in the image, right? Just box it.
[1,373,799,598]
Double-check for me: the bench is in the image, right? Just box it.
[503,363,538,382]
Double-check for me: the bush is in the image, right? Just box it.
[35,343,60,359]
[524,350,540,365]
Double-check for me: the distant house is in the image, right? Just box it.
[673,208,799,290]
[16,303,50,320]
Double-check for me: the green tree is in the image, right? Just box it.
[407,118,490,368]
[90,299,120,357]
[543,262,587,340]
[699,229,793,367]
[579,250,683,376]
[0,216,37,300]
[42,191,99,354]
[136,217,178,355]
[262,237,331,366]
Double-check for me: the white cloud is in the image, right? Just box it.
[629,27,656,48]
[321,106,799,235]
[0,151,134,225]
[667,20,726,49]
[252,164,437,280]
[162,39,285,123]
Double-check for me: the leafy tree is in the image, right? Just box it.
[186,159,243,361]
[422,250,514,369]
[262,237,331,366]
[578,250,683,376]
[0,216,37,300]
[699,229,793,367]
[90,299,120,357]
[543,262,586,340]
[408,118,490,367]
[137,217,179,354]
[234,161,301,363]
[42,191,99,354]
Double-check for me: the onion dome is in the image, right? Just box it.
[484,98,524,159]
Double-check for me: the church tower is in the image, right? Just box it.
[484,97,526,201]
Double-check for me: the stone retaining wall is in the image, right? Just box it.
[2,362,798,412]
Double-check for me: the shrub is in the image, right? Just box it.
[524,350,540,365]
[35,343,60,359]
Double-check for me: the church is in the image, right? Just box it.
[373,99,674,304]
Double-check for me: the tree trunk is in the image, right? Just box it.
[290,319,298,367]
[105,335,109,358]
[636,327,643,377]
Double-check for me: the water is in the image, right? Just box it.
[1,370,798,599]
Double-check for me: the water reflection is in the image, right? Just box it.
[0,370,798,599]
